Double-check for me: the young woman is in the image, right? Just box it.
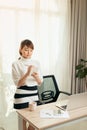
[12,39,43,130]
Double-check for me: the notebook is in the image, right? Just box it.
[56,92,87,111]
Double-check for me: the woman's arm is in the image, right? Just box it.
[17,65,34,87]
[17,72,29,87]
[12,64,33,87]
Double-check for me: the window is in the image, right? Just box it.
[0,0,69,74]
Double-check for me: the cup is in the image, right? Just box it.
[29,101,37,111]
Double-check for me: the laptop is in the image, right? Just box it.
[56,92,87,111]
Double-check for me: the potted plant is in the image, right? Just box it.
[76,59,87,89]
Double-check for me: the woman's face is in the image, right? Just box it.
[20,45,33,58]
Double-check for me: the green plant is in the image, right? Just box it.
[76,59,87,79]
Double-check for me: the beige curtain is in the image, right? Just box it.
[69,0,87,94]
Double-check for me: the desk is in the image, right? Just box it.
[17,101,87,130]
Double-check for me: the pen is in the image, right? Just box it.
[55,105,66,111]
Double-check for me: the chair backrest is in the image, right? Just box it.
[38,75,60,104]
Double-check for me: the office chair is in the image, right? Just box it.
[38,75,71,104]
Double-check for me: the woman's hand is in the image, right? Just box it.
[31,72,39,78]
[26,65,35,76]
[17,65,35,87]
[31,72,42,85]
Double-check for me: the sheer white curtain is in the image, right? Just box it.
[0,0,70,129]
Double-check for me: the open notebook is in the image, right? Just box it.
[56,92,87,111]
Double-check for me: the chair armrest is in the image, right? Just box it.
[59,91,71,96]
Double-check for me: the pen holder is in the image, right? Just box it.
[29,101,37,111]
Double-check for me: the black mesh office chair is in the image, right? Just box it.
[38,75,71,104]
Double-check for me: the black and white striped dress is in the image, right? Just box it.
[14,85,39,109]
[12,57,43,109]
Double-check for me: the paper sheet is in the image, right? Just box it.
[40,109,69,118]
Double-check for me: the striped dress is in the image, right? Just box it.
[12,57,43,109]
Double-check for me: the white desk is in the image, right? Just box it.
[17,101,87,130]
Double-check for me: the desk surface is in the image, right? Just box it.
[17,101,87,130]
